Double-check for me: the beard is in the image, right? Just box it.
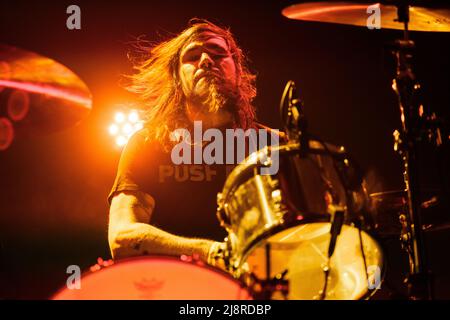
[190,73,238,116]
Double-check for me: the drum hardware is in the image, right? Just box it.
[280,80,308,155]
[388,1,449,301]
[220,204,292,300]
[233,241,291,300]
[382,2,450,299]
[389,3,444,300]
[246,265,290,300]
[399,213,414,269]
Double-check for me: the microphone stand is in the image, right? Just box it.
[280,80,309,155]
[280,81,345,299]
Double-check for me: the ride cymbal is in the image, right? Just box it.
[282,2,450,32]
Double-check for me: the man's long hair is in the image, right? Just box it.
[125,19,257,146]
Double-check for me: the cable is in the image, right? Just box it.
[319,264,330,300]
[358,223,369,284]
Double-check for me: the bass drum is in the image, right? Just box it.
[217,141,384,300]
[52,256,252,300]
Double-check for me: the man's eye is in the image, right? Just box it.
[183,53,200,63]
[187,56,199,62]
[213,53,229,59]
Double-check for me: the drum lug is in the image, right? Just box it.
[266,176,279,188]
[216,192,224,210]
[216,192,232,228]
[89,257,114,272]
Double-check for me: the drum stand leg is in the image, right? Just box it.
[246,244,290,300]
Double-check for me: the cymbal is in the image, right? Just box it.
[282,2,450,32]
[0,44,92,141]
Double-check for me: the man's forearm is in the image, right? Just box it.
[110,222,216,262]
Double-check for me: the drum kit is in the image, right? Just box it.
[1,1,449,300]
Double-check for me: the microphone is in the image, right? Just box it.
[327,204,345,258]
[279,80,308,155]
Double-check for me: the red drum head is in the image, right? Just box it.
[52,256,252,300]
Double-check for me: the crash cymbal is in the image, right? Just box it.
[0,44,92,141]
[282,2,450,32]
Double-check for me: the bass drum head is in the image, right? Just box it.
[244,223,384,300]
[52,256,252,300]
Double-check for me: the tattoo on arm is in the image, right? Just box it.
[128,191,155,215]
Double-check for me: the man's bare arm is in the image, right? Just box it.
[108,191,218,262]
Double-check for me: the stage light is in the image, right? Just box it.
[108,109,142,148]
[116,136,128,147]
[108,124,119,136]
[114,112,125,123]
[134,122,144,131]
[122,123,133,135]
[128,111,139,123]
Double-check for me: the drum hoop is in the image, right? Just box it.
[50,255,253,299]
[219,141,348,211]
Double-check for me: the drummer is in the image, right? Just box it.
[107,19,278,268]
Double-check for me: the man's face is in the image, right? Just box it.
[178,32,238,123]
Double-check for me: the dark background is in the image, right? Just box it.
[0,0,449,299]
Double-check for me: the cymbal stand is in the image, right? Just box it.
[389,0,445,300]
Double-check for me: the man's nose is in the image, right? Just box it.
[199,52,214,69]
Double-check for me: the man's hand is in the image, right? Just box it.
[207,241,229,273]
